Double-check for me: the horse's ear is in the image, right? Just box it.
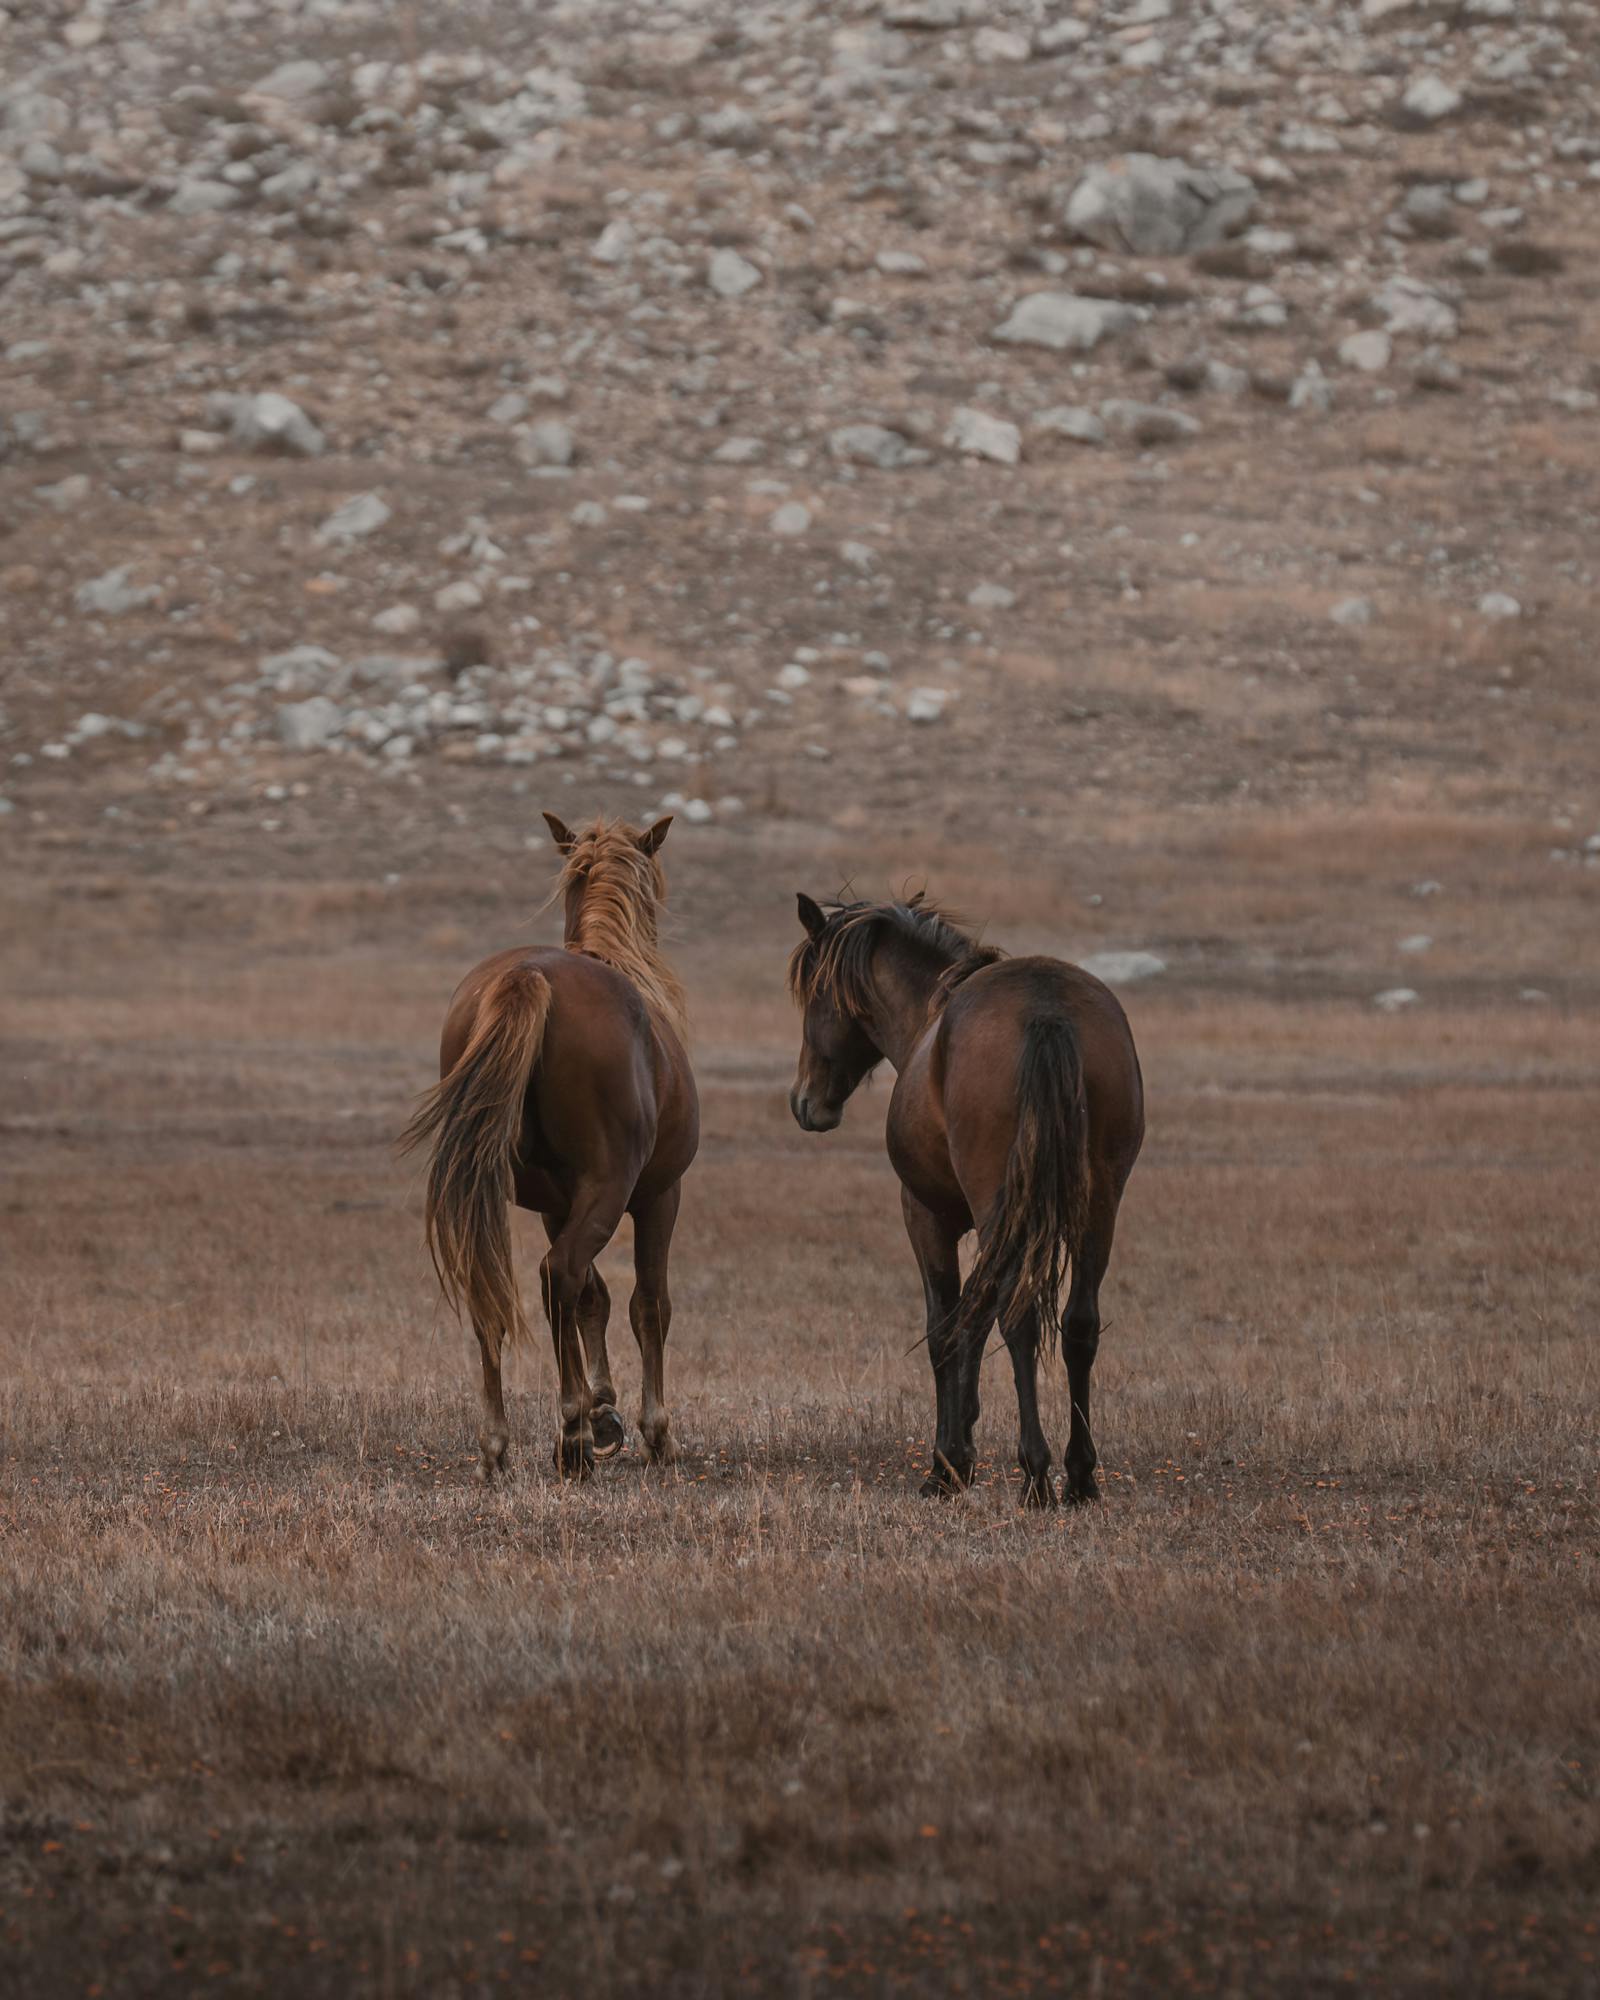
[797,892,827,939]
[542,811,577,854]
[636,815,673,857]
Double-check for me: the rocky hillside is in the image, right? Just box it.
[3,0,1597,846]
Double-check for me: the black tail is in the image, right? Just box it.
[949,1015,1090,1359]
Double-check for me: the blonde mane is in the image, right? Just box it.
[555,817,688,1041]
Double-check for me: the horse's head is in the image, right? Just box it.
[543,810,672,941]
[787,893,883,1133]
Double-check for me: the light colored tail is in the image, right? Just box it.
[399,965,551,1360]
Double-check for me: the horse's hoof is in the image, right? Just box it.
[919,1460,972,1499]
[553,1439,595,1482]
[1020,1474,1060,1511]
[479,1443,511,1485]
[643,1431,680,1468]
[590,1406,626,1459]
[1064,1472,1101,1508]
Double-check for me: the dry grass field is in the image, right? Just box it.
[3,814,1597,1998]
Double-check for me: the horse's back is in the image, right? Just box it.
[441,945,697,1199]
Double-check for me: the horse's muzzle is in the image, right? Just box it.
[790,1090,841,1133]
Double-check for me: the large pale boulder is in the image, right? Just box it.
[1064,155,1257,255]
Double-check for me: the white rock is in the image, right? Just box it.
[168,179,241,217]
[1478,592,1521,620]
[771,501,812,536]
[276,697,345,751]
[709,248,761,298]
[974,27,1030,61]
[1081,950,1167,986]
[1373,276,1459,341]
[254,60,330,102]
[1064,155,1257,256]
[1373,987,1421,1012]
[1402,75,1462,123]
[993,292,1143,353]
[905,688,951,723]
[1289,362,1333,414]
[260,644,341,689]
[967,582,1016,609]
[1033,406,1107,445]
[373,604,421,636]
[944,407,1021,465]
[1330,596,1374,628]
[261,162,320,206]
[435,581,484,613]
[885,0,974,24]
[875,249,928,277]
[317,492,391,543]
[1397,934,1433,955]
[35,474,89,512]
[74,567,156,617]
[216,391,325,458]
[829,423,917,469]
[517,419,575,468]
[1100,401,1201,445]
[0,91,71,138]
[591,219,635,265]
[1339,330,1392,373]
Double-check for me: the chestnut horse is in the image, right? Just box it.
[402,813,698,1481]
[788,895,1144,1507]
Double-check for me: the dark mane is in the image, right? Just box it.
[788,894,1004,1020]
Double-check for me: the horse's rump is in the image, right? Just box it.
[942,979,1092,1358]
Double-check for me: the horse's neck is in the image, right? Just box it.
[867,939,944,1071]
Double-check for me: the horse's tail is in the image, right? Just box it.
[399,964,551,1360]
[950,1014,1090,1361]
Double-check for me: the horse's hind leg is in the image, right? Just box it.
[579,1267,625,1458]
[1061,1198,1118,1506]
[543,1210,622,1459]
[1003,1305,1057,1509]
[541,1192,627,1480]
[629,1185,681,1466]
[474,1325,510,1484]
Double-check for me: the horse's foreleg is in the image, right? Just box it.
[629,1185,681,1466]
[902,1189,970,1497]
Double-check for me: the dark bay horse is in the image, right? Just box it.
[402,814,698,1481]
[788,894,1144,1507]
